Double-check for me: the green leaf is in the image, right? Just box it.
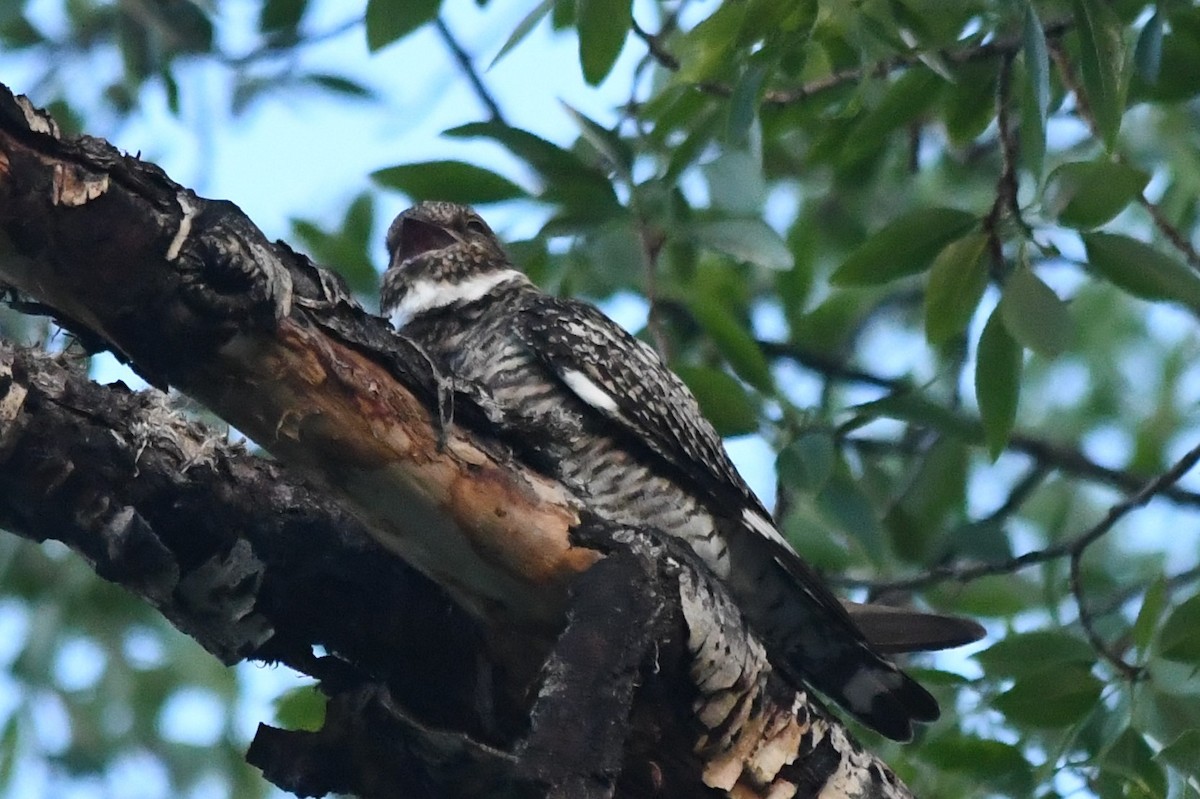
[572,219,643,290]
[151,1,214,53]
[1132,576,1167,653]
[576,0,630,85]
[675,3,745,82]
[290,192,377,294]
[1132,12,1200,103]
[949,517,1012,562]
[274,685,326,732]
[831,208,977,285]
[0,13,43,49]
[994,663,1103,727]
[817,470,885,562]
[843,68,944,163]
[560,101,632,179]
[552,0,574,29]
[1156,729,1200,774]
[444,121,621,216]
[491,0,554,68]
[702,151,765,216]
[1158,593,1200,663]
[0,715,17,789]
[1022,2,1051,179]
[998,264,1071,357]
[1082,232,1200,312]
[953,575,1040,618]
[726,62,767,147]
[305,73,373,99]
[942,62,999,147]
[365,0,439,51]
[1044,160,1149,229]
[976,631,1096,678]
[445,121,583,175]
[924,232,990,343]
[920,735,1035,796]
[372,160,527,204]
[777,432,836,494]
[1134,11,1163,85]
[853,392,983,443]
[1072,0,1128,149]
[1099,728,1168,799]
[674,365,760,436]
[261,0,308,33]
[975,306,1022,459]
[887,437,968,563]
[689,295,773,391]
[781,503,853,572]
[689,218,792,271]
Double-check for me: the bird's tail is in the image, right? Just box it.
[730,532,942,741]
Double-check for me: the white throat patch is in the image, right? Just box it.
[388,268,524,329]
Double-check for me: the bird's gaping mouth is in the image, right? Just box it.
[397,217,459,263]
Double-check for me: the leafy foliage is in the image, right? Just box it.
[6,1,1200,797]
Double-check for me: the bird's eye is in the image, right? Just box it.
[465,217,489,236]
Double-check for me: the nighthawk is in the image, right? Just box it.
[380,201,981,741]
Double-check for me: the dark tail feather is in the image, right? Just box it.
[779,639,939,742]
[733,528,958,741]
[843,601,987,654]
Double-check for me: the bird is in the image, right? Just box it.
[379,201,982,741]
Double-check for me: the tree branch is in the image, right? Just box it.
[848,440,1200,594]
[436,17,507,125]
[632,16,1072,108]
[0,84,913,799]
[1049,37,1200,272]
[759,340,1200,508]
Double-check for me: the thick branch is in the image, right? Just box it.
[0,341,517,790]
[0,86,912,799]
[0,341,911,799]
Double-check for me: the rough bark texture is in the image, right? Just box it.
[0,84,914,799]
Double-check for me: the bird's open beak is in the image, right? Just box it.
[396,216,460,263]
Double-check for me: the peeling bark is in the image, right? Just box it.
[0,85,914,799]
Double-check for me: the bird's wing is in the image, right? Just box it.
[516,294,945,740]
[514,294,868,577]
[514,295,865,626]
[514,294,770,517]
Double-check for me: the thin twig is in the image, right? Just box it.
[1091,563,1200,620]
[435,17,506,125]
[759,340,1200,508]
[847,440,1200,593]
[1010,435,1200,508]
[756,341,898,389]
[980,464,1051,526]
[223,16,360,67]
[1051,37,1200,272]
[1070,548,1141,679]
[983,53,1015,269]
[636,222,670,359]
[632,16,1072,108]
[1136,193,1200,271]
[630,18,678,71]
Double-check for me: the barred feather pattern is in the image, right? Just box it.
[380,202,940,741]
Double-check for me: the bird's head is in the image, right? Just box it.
[381,201,526,329]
